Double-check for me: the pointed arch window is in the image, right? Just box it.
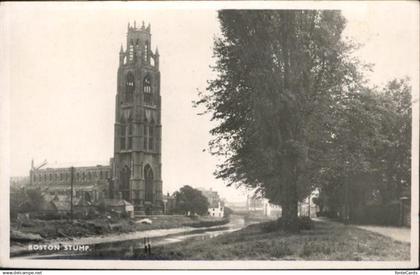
[125,72,135,103]
[120,116,133,151]
[143,124,148,150]
[144,41,149,63]
[148,125,154,150]
[120,165,130,201]
[127,123,133,150]
[120,122,126,150]
[143,123,154,151]
[143,76,153,105]
[144,165,154,202]
[128,41,134,62]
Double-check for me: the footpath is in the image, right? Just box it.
[313,217,411,243]
[355,225,411,243]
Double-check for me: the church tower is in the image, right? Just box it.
[112,21,162,215]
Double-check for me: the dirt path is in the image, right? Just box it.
[355,225,411,243]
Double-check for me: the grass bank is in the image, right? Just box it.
[10,215,227,245]
[138,219,410,261]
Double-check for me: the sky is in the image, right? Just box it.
[2,2,419,203]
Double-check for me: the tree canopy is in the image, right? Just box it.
[197,10,366,231]
[172,185,210,216]
[313,78,412,223]
[197,10,412,229]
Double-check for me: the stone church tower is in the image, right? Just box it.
[112,21,162,214]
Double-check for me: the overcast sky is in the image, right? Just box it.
[2,2,419,203]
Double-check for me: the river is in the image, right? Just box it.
[13,215,250,260]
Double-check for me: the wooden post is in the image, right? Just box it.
[70,166,74,220]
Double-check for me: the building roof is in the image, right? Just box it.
[40,160,111,169]
[209,200,224,209]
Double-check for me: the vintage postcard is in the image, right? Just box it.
[0,1,418,270]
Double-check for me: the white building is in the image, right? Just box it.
[263,199,282,218]
[208,201,224,218]
[199,188,225,218]
[247,195,282,218]
[298,189,320,218]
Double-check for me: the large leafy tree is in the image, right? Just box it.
[172,185,210,216]
[197,10,362,231]
[376,79,412,203]
[315,78,412,222]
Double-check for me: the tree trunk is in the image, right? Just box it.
[282,186,299,232]
[280,161,300,232]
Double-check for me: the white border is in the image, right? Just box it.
[0,1,418,269]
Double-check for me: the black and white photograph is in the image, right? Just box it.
[0,1,418,270]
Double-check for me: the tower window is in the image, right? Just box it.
[143,76,153,105]
[144,41,149,63]
[127,124,133,150]
[129,44,134,62]
[120,124,126,150]
[125,72,135,103]
[143,124,148,150]
[149,126,154,150]
[143,124,154,151]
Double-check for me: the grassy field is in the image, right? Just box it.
[143,219,410,261]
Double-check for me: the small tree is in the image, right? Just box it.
[172,185,209,216]
[10,186,27,220]
[25,188,47,212]
[10,187,47,219]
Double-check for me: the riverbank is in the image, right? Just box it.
[10,216,235,258]
[10,215,229,255]
[138,219,410,260]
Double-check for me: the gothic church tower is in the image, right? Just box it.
[112,21,162,215]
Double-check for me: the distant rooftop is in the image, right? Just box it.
[38,160,110,169]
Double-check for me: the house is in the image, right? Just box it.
[102,199,134,218]
[198,188,225,218]
[263,200,282,218]
[247,195,282,218]
[162,193,176,214]
[298,190,320,218]
[208,201,224,218]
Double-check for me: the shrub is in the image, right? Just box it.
[298,216,314,230]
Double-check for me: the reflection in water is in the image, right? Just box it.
[29,215,247,260]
